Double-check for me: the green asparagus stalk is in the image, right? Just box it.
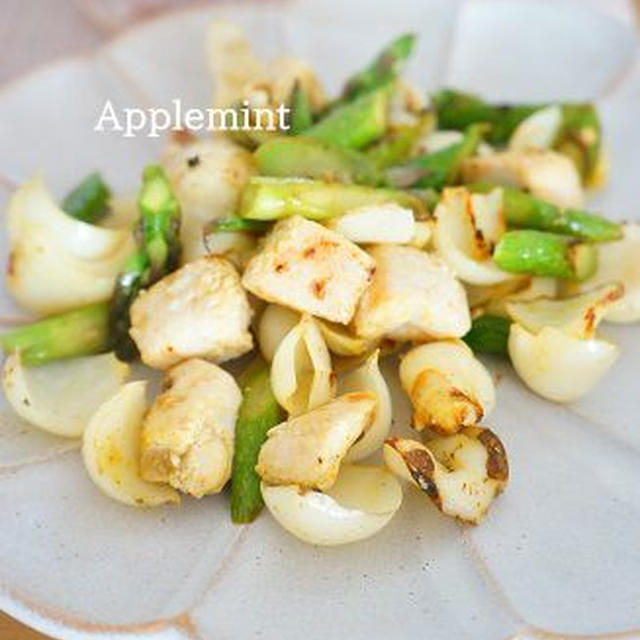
[470,183,621,242]
[388,123,485,189]
[432,89,536,144]
[206,216,272,234]
[223,102,279,149]
[239,176,427,220]
[228,129,278,150]
[288,81,313,135]
[306,88,389,149]
[255,137,383,185]
[463,314,511,356]
[366,112,436,169]
[61,172,111,223]
[138,165,181,278]
[231,357,285,523]
[432,90,601,182]
[367,127,418,169]
[342,33,417,101]
[493,230,598,280]
[108,251,150,361]
[0,302,109,366]
[109,165,181,360]
[407,187,440,213]
[554,103,601,183]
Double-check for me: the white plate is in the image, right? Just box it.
[0,2,639,639]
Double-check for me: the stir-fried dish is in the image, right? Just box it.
[1,23,638,546]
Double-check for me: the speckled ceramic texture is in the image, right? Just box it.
[0,1,639,639]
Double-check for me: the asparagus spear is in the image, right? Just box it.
[306,88,389,149]
[366,111,436,169]
[255,137,383,185]
[463,314,511,356]
[231,357,285,523]
[432,90,601,181]
[61,172,111,223]
[223,102,279,150]
[0,302,109,366]
[109,165,181,360]
[432,89,536,144]
[206,216,272,234]
[407,187,440,212]
[367,127,418,169]
[554,103,601,184]
[388,123,485,189]
[342,33,417,100]
[493,230,598,280]
[109,251,150,361]
[288,81,313,135]
[138,165,181,277]
[239,176,427,220]
[470,183,622,242]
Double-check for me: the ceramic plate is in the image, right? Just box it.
[0,1,639,639]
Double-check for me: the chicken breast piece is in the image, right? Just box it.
[354,245,471,341]
[130,256,253,369]
[242,216,376,324]
[460,148,584,209]
[162,133,254,262]
[256,392,376,491]
[140,358,241,497]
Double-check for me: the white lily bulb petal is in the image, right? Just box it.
[2,353,130,437]
[570,223,640,324]
[340,350,392,461]
[509,277,558,301]
[317,319,374,357]
[415,130,463,155]
[480,277,557,316]
[82,381,179,507]
[6,177,133,314]
[328,204,415,245]
[470,189,506,251]
[382,439,419,484]
[461,149,584,209]
[465,278,529,311]
[207,21,327,113]
[434,187,516,285]
[207,20,264,107]
[270,314,335,416]
[408,220,433,250]
[508,324,619,403]
[258,304,300,362]
[506,282,623,339]
[400,340,496,434]
[428,428,508,524]
[388,81,428,128]
[203,230,256,270]
[384,429,509,525]
[477,142,496,156]
[261,464,402,546]
[415,130,494,159]
[509,105,562,151]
